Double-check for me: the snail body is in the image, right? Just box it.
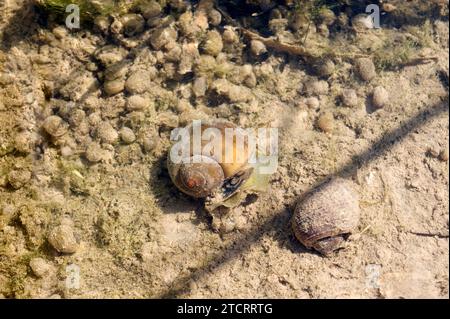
[168,120,256,208]
[292,178,360,255]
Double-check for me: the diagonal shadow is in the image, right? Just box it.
[158,99,449,298]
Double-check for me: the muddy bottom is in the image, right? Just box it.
[0,0,448,298]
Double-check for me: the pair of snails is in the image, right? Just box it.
[167,119,360,255]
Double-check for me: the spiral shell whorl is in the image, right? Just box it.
[292,178,360,255]
[169,155,224,198]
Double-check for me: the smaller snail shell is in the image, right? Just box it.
[292,178,360,255]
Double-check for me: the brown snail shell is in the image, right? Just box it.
[167,120,251,198]
[292,178,360,255]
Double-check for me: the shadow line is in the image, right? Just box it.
[158,99,449,298]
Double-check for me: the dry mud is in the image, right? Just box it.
[0,0,448,298]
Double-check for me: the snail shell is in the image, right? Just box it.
[167,120,251,198]
[292,178,360,255]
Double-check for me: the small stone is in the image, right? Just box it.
[439,148,449,162]
[201,30,223,56]
[192,77,208,97]
[244,72,257,88]
[341,89,358,107]
[142,137,157,153]
[150,27,178,50]
[319,8,336,26]
[97,122,119,144]
[316,59,335,77]
[119,127,136,144]
[222,27,238,43]
[127,95,150,111]
[125,69,155,94]
[43,115,67,137]
[305,97,320,110]
[60,146,73,157]
[372,86,389,109]
[48,225,78,254]
[1,205,14,217]
[355,58,377,82]
[317,112,335,133]
[88,112,102,126]
[208,9,222,26]
[120,14,145,37]
[8,169,31,189]
[428,147,440,158]
[382,3,397,12]
[69,109,86,127]
[158,112,179,128]
[250,40,267,56]
[94,16,111,33]
[104,62,129,81]
[0,73,14,86]
[52,26,68,39]
[305,79,329,96]
[104,79,125,96]
[85,142,103,163]
[29,258,53,278]
[140,0,162,19]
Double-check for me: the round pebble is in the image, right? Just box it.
[97,122,119,144]
[125,70,154,94]
[341,89,358,107]
[85,142,104,163]
[141,0,162,19]
[127,95,150,111]
[317,112,335,133]
[104,79,125,96]
[201,30,223,56]
[316,59,335,77]
[94,16,111,33]
[192,77,207,97]
[29,258,53,278]
[61,146,73,157]
[372,86,389,109]
[222,28,238,43]
[120,14,145,37]
[119,127,136,144]
[305,80,329,96]
[43,115,67,137]
[355,58,377,82]
[305,97,320,110]
[142,137,156,153]
[208,9,222,26]
[48,225,78,254]
[250,40,267,56]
